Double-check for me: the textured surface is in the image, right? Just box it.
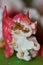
[0,49,43,65]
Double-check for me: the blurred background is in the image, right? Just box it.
[0,0,43,65]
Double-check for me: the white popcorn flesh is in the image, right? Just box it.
[11,18,40,61]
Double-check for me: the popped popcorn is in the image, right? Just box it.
[2,7,40,61]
